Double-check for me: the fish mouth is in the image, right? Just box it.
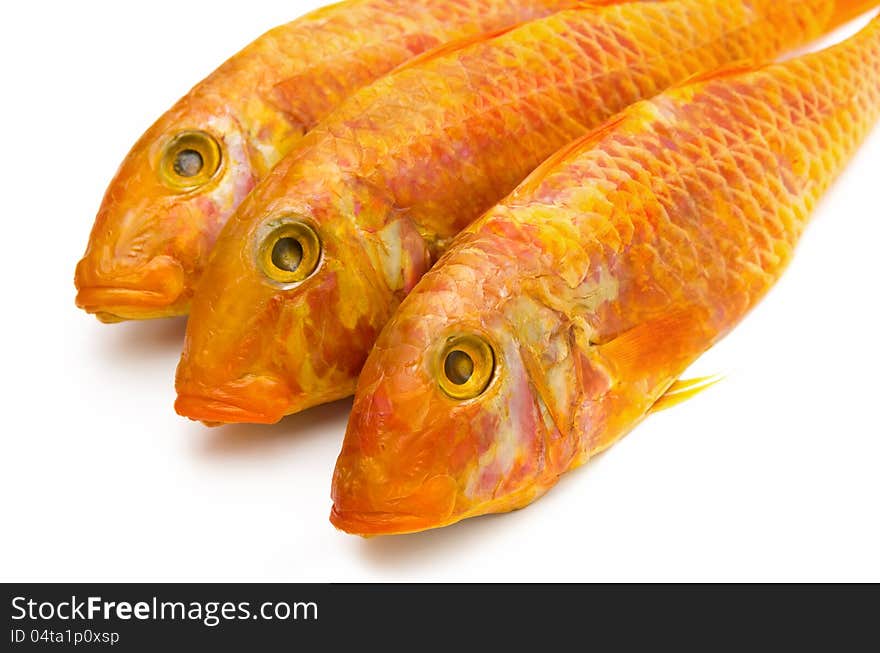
[76,287,186,321]
[330,474,459,536]
[174,374,293,425]
[329,506,456,537]
[176,370,358,424]
[75,255,187,321]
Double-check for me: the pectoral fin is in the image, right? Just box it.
[596,307,709,381]
[649,375,722,414]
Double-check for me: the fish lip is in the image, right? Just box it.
[174,393,287,425]
[329,505,449,537]
[74,255,187,320]
[330,474,460,536]
[75,286,185,319]
[175,372,357,424]
[174,374,293,425]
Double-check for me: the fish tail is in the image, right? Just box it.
[827,0,880,29]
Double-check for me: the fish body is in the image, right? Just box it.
[330,14,880,535]
[176,0,875,423]
[74,0,573,322]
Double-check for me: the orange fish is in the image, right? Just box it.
[176,0,875,424]
[74,0,574,322]
[330,14,880,535]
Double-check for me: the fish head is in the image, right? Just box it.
[74,91,265,322]
[175,163,433,424]
[329,230,613,535]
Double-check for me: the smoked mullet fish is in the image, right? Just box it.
[73,0,574,322]
[176,0,876,424]
[330,15,880,535]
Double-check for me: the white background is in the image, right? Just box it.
[0,1,878,582]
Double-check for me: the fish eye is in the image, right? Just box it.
[159,130,222,191]
[259,220,322,284]
[437,334,495,400]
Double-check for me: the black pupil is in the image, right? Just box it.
[444,350,474,385]
[173,149,204,177]
[272,237,304,273]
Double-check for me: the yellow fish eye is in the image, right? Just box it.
[437,334,495,400]
[159,130,222,191]
[259,220,322,284]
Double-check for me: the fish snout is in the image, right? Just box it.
[75,254,187,321]
[330,453,459,536]
[174,373,293,425]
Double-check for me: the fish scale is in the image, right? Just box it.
[513,17,880,427]
[237,0,579,130]
[75,0,578,321]
[310,2,849,236]
[330,14,880,535]
[177,0,877,425]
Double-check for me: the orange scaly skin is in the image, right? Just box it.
[177,0,876,424]
[74,0,574,322]
[331,15,880,536]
